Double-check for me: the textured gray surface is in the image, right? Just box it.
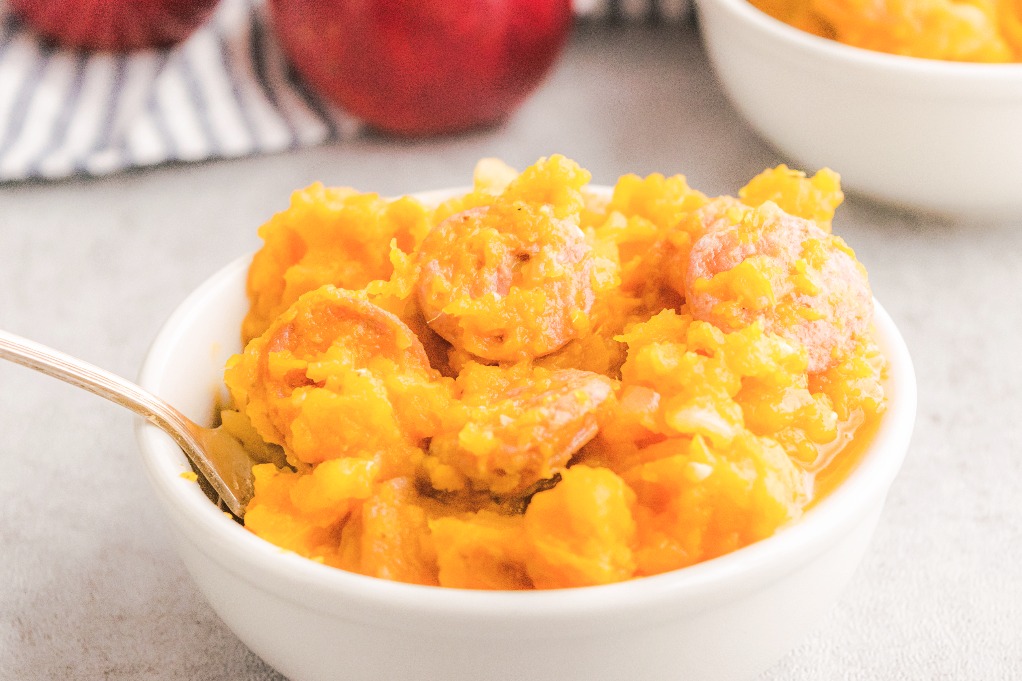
[1,20,1020,681]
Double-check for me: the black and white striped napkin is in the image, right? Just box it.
[0,0,690,183]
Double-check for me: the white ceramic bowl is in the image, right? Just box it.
[695,0,1022,217]
[136,242,916,681]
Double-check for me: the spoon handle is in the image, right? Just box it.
[1,328,182,424]
[0,328,248,517]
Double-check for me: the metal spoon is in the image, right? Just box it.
[0,328,254,518]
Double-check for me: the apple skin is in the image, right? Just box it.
[11,0,222,51]
[268,0,574,136]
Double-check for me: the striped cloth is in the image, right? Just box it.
[0,0,690,182]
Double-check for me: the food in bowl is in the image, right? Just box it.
[750,0,1022,61]
[218,155,887,590]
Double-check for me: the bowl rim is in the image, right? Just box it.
[696,0,1022,79]
[135,191,917,623]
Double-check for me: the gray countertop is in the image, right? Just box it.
[2,19,1020,681]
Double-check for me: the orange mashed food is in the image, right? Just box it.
[751,0,1022,62]
[221,156,887,590]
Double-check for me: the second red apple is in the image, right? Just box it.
[268,0,574,136]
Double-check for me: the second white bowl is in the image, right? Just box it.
[696,0,1022,217]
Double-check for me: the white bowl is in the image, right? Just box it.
[695,0,1022,217]
[136,225,916,681]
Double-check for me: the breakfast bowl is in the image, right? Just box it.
[694,0,1022,217]
[135,179,916,681]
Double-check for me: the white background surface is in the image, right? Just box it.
[1,20,1020,680]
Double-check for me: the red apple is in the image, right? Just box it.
[268,0,574,136]
[11,0,221,51]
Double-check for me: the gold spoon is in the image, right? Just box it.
[0,328,254,518]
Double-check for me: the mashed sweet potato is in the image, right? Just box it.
[751,0,1022,62]
[222,155,886,589]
